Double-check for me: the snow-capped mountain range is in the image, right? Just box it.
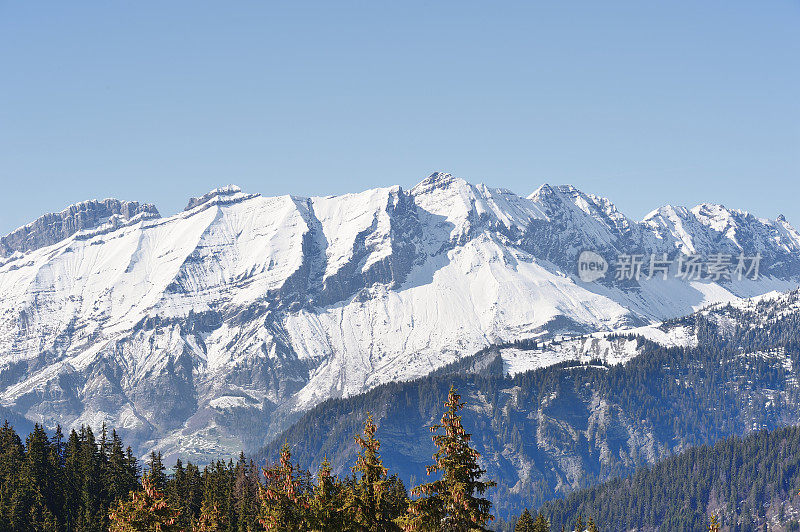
[0,173,798,460]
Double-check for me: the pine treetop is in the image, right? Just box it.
[405,385,496,531]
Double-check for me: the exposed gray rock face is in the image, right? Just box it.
[0,199,160,257]
[183,185,259,212]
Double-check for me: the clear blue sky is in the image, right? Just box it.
[1,1,798,234]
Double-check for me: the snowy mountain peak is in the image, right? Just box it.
[642,204,690,223]
[183,184,256,211]
[641,201,800,260]
[527,183,556,201]
[525,183,637,249]
[691,202,740,223]
[410,171,463,194]
[528,183,586,212]
[409,173,547,242]
[0,198,160,258]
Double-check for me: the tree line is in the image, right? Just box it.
[3,386,570,531]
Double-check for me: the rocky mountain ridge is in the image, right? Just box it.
[0,173,797,461]
[0,198,160,258]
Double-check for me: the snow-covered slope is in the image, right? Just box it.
[499,288,800,376]
[0,175,798,461]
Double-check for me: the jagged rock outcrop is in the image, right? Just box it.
[0,198,159,257]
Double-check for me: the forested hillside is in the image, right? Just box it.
[538,425,800,531]
[261,292,800,518]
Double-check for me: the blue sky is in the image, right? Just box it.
[1,1,798,234]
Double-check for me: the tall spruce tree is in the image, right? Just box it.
[533,512,550,532]
[107,430,138,504]
[404,385,496,532]
[48,424,67,523]
[194,499,228,532]
[385,475,411,524]
[308,457,348,531]
[349,413,400,531]
[0,422,25,527]
[515,509,534,532]
[63,428,82,527]
[76,425,108,531]
[183,462,204,525]
[148,451,168,493]
[199,460,234,527]
[108,475,182,532]
[233,453,261,531]
[259,442,309,531]
[23,424,61,527]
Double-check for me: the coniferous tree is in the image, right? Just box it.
[100,423,109,458]
[349,413,400,531]
[148,451,168,493]
[108,475,182,532]
[405,386,496,531]
[533,512,550,532]
[199,460,233,527]
[163,458,203,527]
[75,425,108,531]
[184,462,204,525]
[259,442,309,531]
[385,474,410,524]
[48,424,67,524]
[63,428,82,527]
[107,430,138,505]
[308,456,349,531]
[22,424,61,527]
[515,508,534,532]
[193,499,228,532]
[232,453,261,531]
[167,459,195,530]
[0,421,26,527]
